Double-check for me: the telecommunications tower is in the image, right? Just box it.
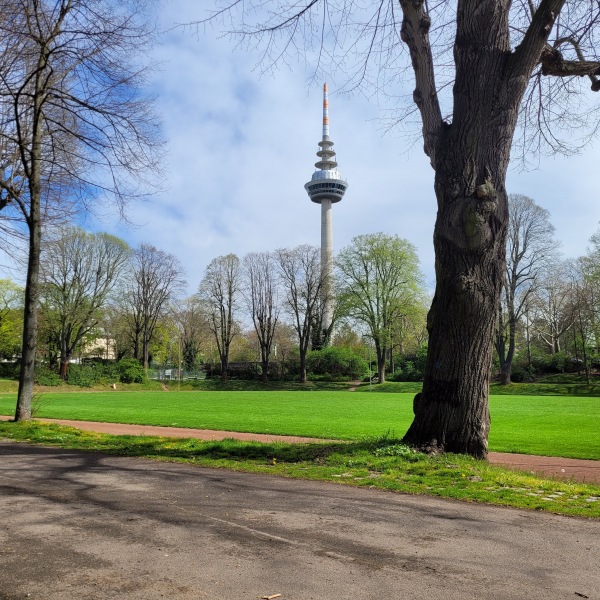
[304,83,348,342]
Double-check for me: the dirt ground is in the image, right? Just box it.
[2,415,599,484]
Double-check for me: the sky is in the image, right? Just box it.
[2,1,599,295]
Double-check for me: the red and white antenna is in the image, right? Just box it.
[323,83,330,139]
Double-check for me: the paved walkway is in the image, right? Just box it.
[3,442,598,599]
[2,415,599,484]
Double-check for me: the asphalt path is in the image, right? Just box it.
[1,442,598,599]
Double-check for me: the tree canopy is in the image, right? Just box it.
[336,233,425,383]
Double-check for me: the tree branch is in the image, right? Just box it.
[541,41,600,91]
[398,0,442,166]
[510,0,566,82]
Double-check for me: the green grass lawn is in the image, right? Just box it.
[0,389,598,459]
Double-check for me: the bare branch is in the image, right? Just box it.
[541,41,600,90]
[398,0,442,164]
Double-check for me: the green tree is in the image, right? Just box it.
[336,233,425,384]
[0,279,23,360]
[331,322,363,354]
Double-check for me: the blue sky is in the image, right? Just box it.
[2,1,599,294]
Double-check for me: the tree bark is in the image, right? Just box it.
[59,358,70,380]
[496,312,517,385]
[15,213,41,421]
[402,158,507,458]
[495,309,509,384]
[261,362,268,384]
[299,353,307,384]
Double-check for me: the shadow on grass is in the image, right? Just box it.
[0,421,412,464]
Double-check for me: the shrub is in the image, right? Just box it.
[34,365,61,386]
[66,360,121,387]
[117,358,147,384]
[67,364,98,387]
[307,347,368,380]
[508,366,535,383]
[390,354,425,382]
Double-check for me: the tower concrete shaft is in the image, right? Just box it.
[304,84,348,342]
[321,198,333,331]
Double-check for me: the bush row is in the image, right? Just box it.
[32,358,147,387]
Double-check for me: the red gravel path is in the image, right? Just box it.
[2,415,599,485]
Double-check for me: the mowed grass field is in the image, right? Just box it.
[0,389,598,459]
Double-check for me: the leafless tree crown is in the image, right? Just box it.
[0,0,163,232]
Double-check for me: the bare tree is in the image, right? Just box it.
[336,233,424,384]
[242,251,280,383]
[200,1,600,456]
[173,296,209,371]
[198,254,240,383]
[579,228,600,356]
[39,227,130,378]
[530,263,575,354]
[0,0,162,420]
[495,194,556,384]
[276,245,324,383]
[122,244,186,370]
[567,262,593,382]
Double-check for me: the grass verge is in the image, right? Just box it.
[1,421,599,519]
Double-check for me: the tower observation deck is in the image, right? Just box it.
[304,84,348,204]
[304,84,348,345]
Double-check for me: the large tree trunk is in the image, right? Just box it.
[496,335,510,385]
[496,313,517,385]
[500,314,518,385]
[59,358,70,380]
[260,349,269,383]
[299,351,307,383]
[403,159,508,458]
[220,356,229,383]
[59,337,70,380]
